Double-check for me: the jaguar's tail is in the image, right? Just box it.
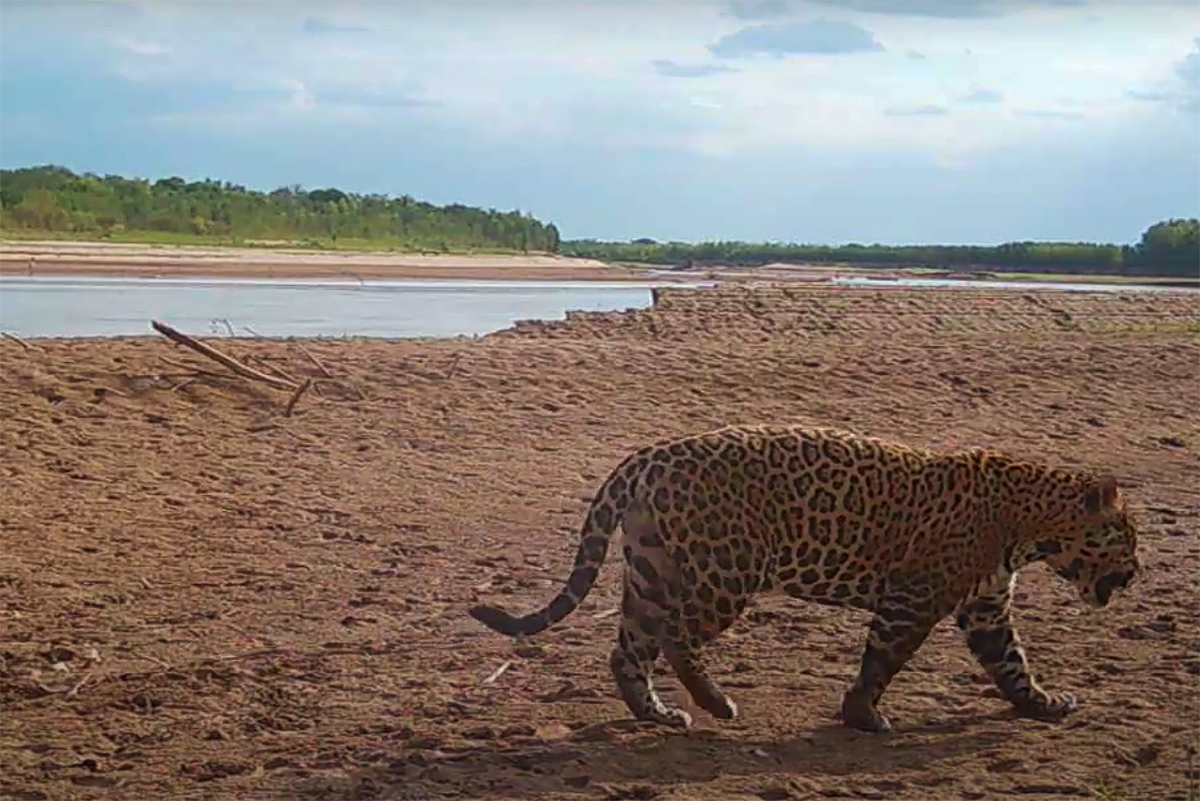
[467,455,641,637]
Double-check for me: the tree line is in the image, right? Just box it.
[1,164,1195,276]
[0,165,561,253]
[559,218,1199,277]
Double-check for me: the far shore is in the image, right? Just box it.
[2,239,1194,287]
[0,240,849,284]
[0,240,669,283]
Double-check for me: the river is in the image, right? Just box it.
[0,274,1189,339]
[0,276,670,339]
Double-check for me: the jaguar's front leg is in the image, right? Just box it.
[955,573,1077,720]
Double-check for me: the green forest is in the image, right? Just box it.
[1,164,1196,276]
[561,219,1198,277]
[0,165,561,253]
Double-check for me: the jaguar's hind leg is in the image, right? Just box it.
[658,569,742,719]
[609,608,692,728]
[841,585,938,733]
[655,522,750,721]
[660,626,739,720]
[609,500,693,728]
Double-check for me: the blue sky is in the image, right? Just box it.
[1,0,1197,244]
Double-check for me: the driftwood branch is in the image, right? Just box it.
[245,354,302,385]
[151,320,297,390]
[284,378,313,417]
[295,343,333,378]
[156,357,236,381]
[2,332,39,351]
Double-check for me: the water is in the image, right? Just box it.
[827,275,1192,292]
[0,273,1191,339]
[0,276,668,339]
[645,269,1191,293]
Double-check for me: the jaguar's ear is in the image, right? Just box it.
[1083,474,1119,515]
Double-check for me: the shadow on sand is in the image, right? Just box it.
[286,711,1018,801]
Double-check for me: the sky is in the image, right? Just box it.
[1,0,1198,245]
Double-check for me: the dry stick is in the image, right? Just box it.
[295,343,333,378]
[206,648,290,663]
[65,672,94,697]
[1,332,39,351]
[139,654,172,670]
[445,353,464,379]
[284,378,313,417]
[129,370,206,379]
[158,356,237,380]
[483,660,512,685]
[150,320,297,390]
[342,377,367,401]
[245,354,301,385]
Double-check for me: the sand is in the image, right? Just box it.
[2,283,1198,801]
[0,241,657,282]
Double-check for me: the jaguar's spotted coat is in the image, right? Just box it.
[469,424,1141,732]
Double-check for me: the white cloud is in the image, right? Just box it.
[115,38,170,57]
[1015,108,1086,120]
[957,86,1003,103]
[1127,36,1200,114]
[885,103,949,116]
[300,15,371,35]
[652,59,740,78]
[806,0,1086,19]
[282,79,316,111]
[8,1,1200,170]
[723,1,797,21]
[1179,37,1200,86]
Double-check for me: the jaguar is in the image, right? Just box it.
[468,424,1141,732]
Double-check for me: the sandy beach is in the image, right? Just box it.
[0,240,660,282]
[2,283,1198,801]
